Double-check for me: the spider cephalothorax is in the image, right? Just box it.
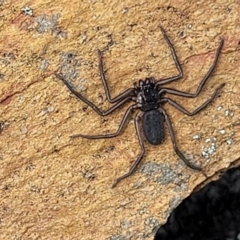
[55,26,224,187]
[135,78,161,112]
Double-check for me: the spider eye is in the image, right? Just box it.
[150,77,155,84]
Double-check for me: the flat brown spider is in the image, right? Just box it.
[55,26,224,187]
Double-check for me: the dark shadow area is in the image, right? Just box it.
[154,166,240,240]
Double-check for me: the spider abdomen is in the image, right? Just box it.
[142,110,164,145]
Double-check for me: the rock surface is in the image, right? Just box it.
[0,0,239,239]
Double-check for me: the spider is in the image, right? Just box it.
[55,26,225,188]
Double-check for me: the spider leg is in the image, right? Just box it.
[158,38,224,97]
[161,83,225,116]
[55,73,131,116]
[98,49,134,103]
[112,111,145,188]
[161,108,201,171]
[155,26,183,86]
[71,104,138,139]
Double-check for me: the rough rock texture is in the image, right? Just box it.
[0,0,239,240]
